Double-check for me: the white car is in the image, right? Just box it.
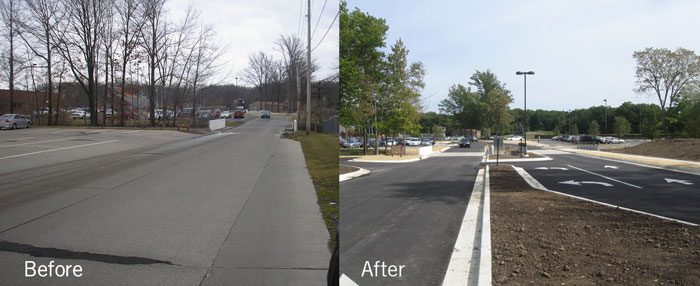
[505,135,524,141]
[220,111,231,119]
[404,138,422,146]
[71,111,90,119]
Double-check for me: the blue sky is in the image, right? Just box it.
[346,0,700,112]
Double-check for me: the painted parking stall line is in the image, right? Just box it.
[566,164,642,189]
[0,140,118,160]
[0,138,78,148]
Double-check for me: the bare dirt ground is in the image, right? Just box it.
[489,165,700,285]
[339,165,359,175]
[609,139,700,162]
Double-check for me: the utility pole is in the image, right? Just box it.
[306,0,312,135]
[296,65,302,127]
[604,99,608,134]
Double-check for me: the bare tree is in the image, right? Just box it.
[140,0,167,126]
[244,51,272,110]
[188,23,224,119]
[1,0,20,113]
[54,0,108,126]
[116,0,144,126]
[275,34,303,113]
[17,0,62,125]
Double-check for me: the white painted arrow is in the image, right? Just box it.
[559,180,581,186]
[559,180,613,187]
[665,178,694,185]
[604,165,619,169]
[582,181,613,187]
[535,167,568,170]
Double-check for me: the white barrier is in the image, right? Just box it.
[418,145,432,156]
[209,119,226,131]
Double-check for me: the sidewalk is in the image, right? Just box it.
[527,140,700,174]
[341,145,451,163]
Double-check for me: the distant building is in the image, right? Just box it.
[249,101,287,112]
[0,89,61,115]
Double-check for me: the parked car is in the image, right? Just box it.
[459,138,471,148]
[467,136,478,142]
[0,114,31,129]
[260,110,270,119]
[345,138,361,148]
[220,111,231,119]
[606,137,625,144]
[420,138,433,146]
[339,139,347,148]
[235,110,245,119]
[578,135,597,144]
[595,136,607,144]
[381,138,396,147]
[404,138,422,146]
[71,110,90,119]
[552,135,562,141]
[505,135,524,141]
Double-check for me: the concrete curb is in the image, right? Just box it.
[442,166,491,286]
[512,166,698,227]
[339,167,370,182]
[348,147,451,163]
[442,168,484,286]
[478,165,492,285]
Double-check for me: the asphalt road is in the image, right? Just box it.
[515,146,700,224]
[340,143,486,285]
[0,116,330,285]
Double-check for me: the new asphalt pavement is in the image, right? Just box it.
[518,146,699,224]
[340,143,486,285]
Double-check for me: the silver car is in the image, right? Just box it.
[1,114,31,129]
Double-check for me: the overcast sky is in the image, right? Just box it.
[346,0,700,112]
[166,0,339,86]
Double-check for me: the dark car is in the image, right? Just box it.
[459,138,471,148]
[234,110,244,119]
[578,135,597,144]
[260,110,271,119]
[468,136,478,142]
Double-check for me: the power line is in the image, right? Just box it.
[311,10,339,52]
[297,0,304,36]
[312,0,328,38]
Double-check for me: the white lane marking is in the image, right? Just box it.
[0,140,118,160]
[665,178,694,185]
[604,165,619,169]
[1,137,35,141]
[559,180,581,186]
[513,166,698,227]
[442,168,484,286]
[340,274,359,286]
[535,167,568,170]
[566,164,642,189]
[0,138,78,148]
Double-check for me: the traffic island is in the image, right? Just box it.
[489,165,700,285]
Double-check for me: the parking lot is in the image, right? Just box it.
[0,128,196,174]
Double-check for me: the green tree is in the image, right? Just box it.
[571,124,579,135]
[613,116,631,138]
[588,120,600,137]
[633,47,700,139]
[438,84,481,132]
[339,1,388,131]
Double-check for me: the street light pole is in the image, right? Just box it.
[516,71,534,155]
[604,99,607,134]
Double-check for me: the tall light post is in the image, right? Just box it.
[235,77,238,109]
[604,99,608,134]
[516,71,534,155]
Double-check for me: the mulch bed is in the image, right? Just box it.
[489,165,700,285]
[339,165,359,175]
[610,139,700,162]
